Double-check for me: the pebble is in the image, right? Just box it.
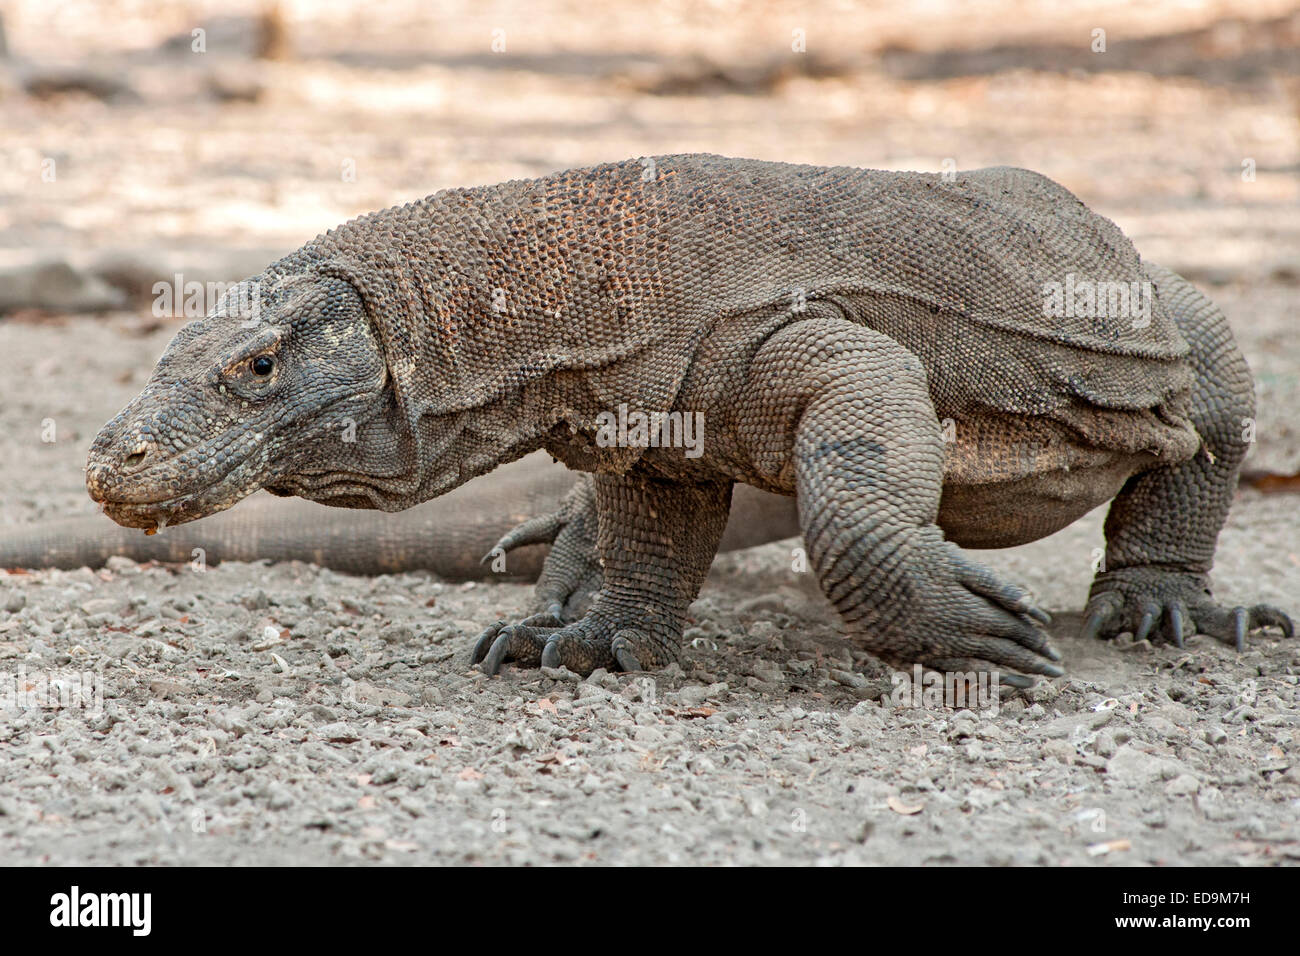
[1164,774,1201,796]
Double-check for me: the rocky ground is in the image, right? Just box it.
[0,0,1297,865]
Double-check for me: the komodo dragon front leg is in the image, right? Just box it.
[472,476,733,673]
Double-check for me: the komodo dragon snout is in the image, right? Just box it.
[86,273,394,531]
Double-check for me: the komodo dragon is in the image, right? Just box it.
[80,154,1292,682]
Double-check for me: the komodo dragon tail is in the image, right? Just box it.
[0,453,800,579]
[1,454,574,579]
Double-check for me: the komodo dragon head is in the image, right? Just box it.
[86,272,400,531]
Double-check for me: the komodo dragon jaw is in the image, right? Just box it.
[86,273,394,531]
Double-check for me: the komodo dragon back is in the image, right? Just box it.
[266,156,1198,495]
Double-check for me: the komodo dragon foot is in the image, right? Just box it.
[473,478,616,675]
[472,473,731,677]
[1080,265,1294,655]
[1083,568,1293,651]
[472,607,669,675]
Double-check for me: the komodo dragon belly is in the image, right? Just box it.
[937,410,1199,549]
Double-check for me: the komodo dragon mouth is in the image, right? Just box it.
[87,454,267,533]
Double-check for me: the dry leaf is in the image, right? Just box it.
[888,796,924,815]
[680,707,716,718]
[1087,839,1132,856]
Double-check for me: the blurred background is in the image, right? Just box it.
[1,0,1298,520]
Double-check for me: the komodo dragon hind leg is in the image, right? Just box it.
[748,318,1064,681]
[1083,265,1293,650]
[472,475,731,676]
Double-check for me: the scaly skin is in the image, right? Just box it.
[83,154,1292,682]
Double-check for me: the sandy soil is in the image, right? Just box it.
[0,0,1297,866]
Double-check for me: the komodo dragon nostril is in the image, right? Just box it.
[124,446,148,468]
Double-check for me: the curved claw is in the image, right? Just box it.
[480,631,512,676]
[1253,604,1294,639]
[1166,602,1186,649]
[471,621,506,665]
[1081,595,1120,642]
[1232,606,1248,653]
[1025,605,1052,626]
[999,672,1036,689]
[539,638,563,670]
[611,637,642,672]
[1134,603,1158,643]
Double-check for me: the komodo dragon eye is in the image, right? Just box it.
[251,356,275,376]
